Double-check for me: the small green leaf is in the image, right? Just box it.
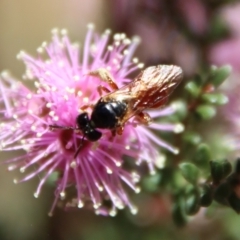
[142,174,161,192]
[210,159,232,183]
[200,185,213,207]
[210,65,232,87]
[172,199,187,227]
[214,182,231,205]
[183,131,202,145]
[179,163,200,185]
[208,16,229,42]
[47,171,60,185]
[171,100,188,121]
[185,194,200,215]
[193,144,211,170]
[234,158,240,174]
[228,193,240,213]
[185,81,201,97]
[196,104,216,120]
[201,93,229,105]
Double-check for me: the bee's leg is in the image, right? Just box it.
[133,112,152,125]
[111,129,116,137]
[116,126,124,135]
[87,68,119,91]
[110,126,124,138]
[80,104,94,111]
[97,85,111,96]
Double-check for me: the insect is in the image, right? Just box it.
[50,65,183,158]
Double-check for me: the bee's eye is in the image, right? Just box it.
[76,113,89,129]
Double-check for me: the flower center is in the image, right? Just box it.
[59,130,91,154]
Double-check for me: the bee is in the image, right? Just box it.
[50,65,183,158]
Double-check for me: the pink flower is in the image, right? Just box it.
[0,24,183,216]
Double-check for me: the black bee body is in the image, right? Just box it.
[50,65,183,159]
[77,99,127,141]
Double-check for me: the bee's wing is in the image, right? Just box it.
[131,65,183,110]
[103,65,183,123]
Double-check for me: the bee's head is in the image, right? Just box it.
[76,113,102,142]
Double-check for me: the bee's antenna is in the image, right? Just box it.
[73,135,85,159]
[49,125,76,130]
[49,124,84,159]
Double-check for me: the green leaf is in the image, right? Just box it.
[47,171,60,185]
[201,93,229,105]
[185,194,200,215]
[210,65,232,87]
[193,144,211,170]
[183,131,202,145]
[234,158,240,174]
[185,81,201,97]
[228,193,240,213]
[214,182,231,205]
[142,174,161,192]
[208,16,229,43]
[210,159,232,183]
[179,163,200,185]
[196,104,216,120]
[200,185,213,207]
[172,199,187,227]
[171,100,188,121]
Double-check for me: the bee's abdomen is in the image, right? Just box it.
[91,100,127,129]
